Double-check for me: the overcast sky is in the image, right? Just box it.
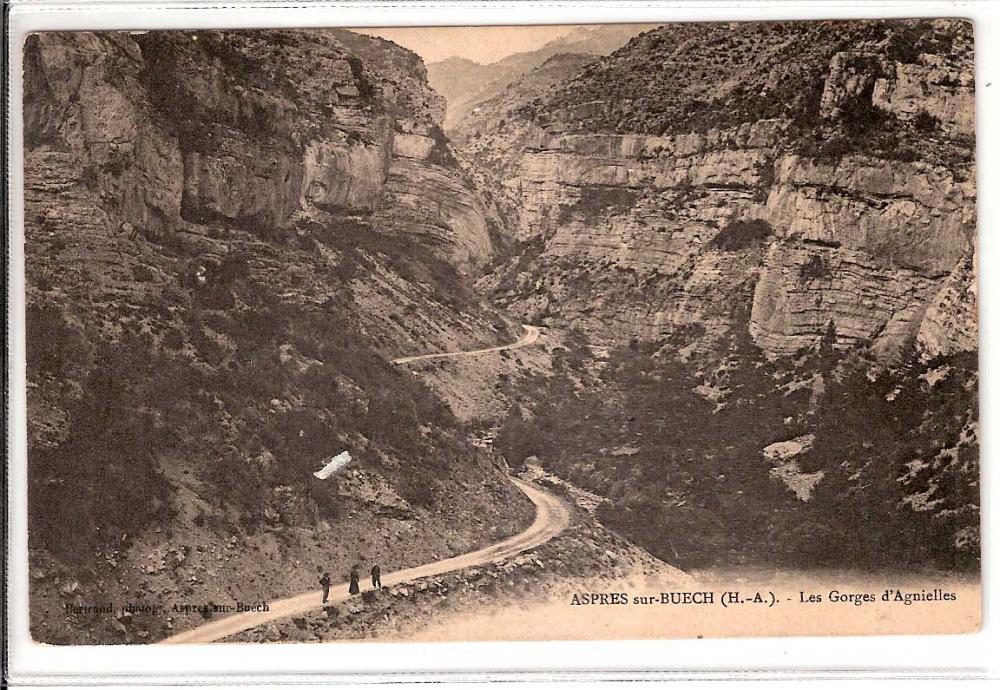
[351,25,583,65]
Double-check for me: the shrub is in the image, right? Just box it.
[215,251,251,285]
[188,319,228,366]
[559,187,639,222]
[495,412,549,471]
[839,91,891,137]
[396,472,436,508]
[912,109,940,133]
[25,301,88,378]
[889,146,923,163]
[885,24,925,64]
[345,55,376,102]
[162,327,185,350]
[133,264,156,282]
[425,125,461,169]
[80,164,99,190]
[267,409,346,484]
[204,451,272,525]
[799,253,830,280]
[195,282,236,310]
[28,341,175,563]
[710,219,774,251]
[755,161,776,202]
[306,480,343,521]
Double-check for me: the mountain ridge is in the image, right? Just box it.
[426,24,655,130]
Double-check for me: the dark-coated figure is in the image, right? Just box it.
[349,565,360,595]
[319,572,331,603]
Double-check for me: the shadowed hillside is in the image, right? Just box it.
[24,28,534,644]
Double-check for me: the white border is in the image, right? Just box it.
[6,0,998,684]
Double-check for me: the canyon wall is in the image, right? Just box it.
[26,29,499,273]
[479,19,979,570]
[474,19,976,363]
[23,29,529,644]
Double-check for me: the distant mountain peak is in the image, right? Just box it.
[426,24,655,131]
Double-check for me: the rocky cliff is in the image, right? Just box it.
[26,29,504,272]
[477,19,979,571]
[23,28,533,644]
[471,19,976,364]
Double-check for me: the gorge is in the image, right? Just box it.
[22,19,979,644]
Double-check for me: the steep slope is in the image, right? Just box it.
[475,19,975,363]
[424,57,493,118]
[451,52,598,152]
[498,332,979,571]
[427,24,653,131]
[23,28,534,644]
[476,19,978,571]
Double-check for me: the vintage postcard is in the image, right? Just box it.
[20,18,978,646]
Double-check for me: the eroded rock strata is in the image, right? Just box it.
[22,19,981,644]
[23,29,528,645]
[473,20,979,573]
[474,20,975,363]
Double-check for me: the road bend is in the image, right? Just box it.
[160,478,570,643]
[392,324,540,365]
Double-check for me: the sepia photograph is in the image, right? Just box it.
[19,16,979,647]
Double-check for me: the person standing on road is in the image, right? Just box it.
[349,565,360,595]
[370,564,381,590]
[319,572,331,603]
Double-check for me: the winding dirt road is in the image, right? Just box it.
[392,324,540,365]
[161,478,570,644]
[163,323,553,643]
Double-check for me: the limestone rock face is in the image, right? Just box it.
[180,142,305,226]
[764,155,974,274]
[762,434,823,502]
[493,123,975,360]
[373,157,494,271]
[478,123,776,352]
[740,152,975,359]
[917,249,978,358]
[301,133,392,214]
[819,52,891,119]
[392,132,436,160]
[470,21,976,363]
[25,29,501,270]
[24,32,184,233]
[873,54,976,138]
[337,469,414,519]
[819,44,976,140]
[748,242,939,359]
